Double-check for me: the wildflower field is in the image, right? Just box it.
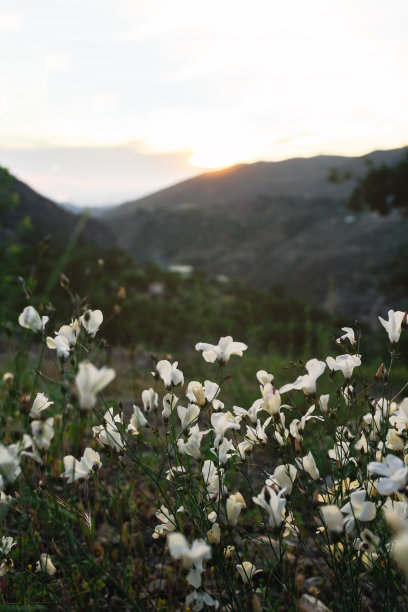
[1,259,408,612]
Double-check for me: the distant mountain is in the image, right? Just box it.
[0,170,116,251]
[103,148,408,318]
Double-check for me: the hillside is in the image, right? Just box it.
[103,148,408,318]
[0,169,116,252]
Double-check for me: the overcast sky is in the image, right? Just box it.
[1,0,408,206]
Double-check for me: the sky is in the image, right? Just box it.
[1,0,408,206]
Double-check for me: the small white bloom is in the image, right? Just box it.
[142,388,158,412]
[319,394,330,413]
[267,464,297,495]
[368,454,408,495]
[262,383,282,416]
[178,404,200,430]
[379,310,406,344]
[236,561,261,585]
[156,360,184,388]
[226,497,242,526]
[46,334,71,361]
[181,424,208,460]
[18,306,48,333]
[75,362,115,410]
[211,412,241,447]
[93,408,124,451]
[61,447,102,483]
[320,505,344,533]
[336,327,356,345]
[326,354,362,379]
[296,451,320,481]
[162,393,178,420]
[127,405,149,436]
[167,533,211,588]
[80,309,103,338]
[195,336,247,364]
[29,393,53,419]
[391,531,408,579]
[186,380,222,409]
[341,490,376,534]
[256,370,274,387]
[31,418,54,450]
[36,553,56,576]
[0,537,16,558]
[280,358,326,395]
[0,443,21,483]
[56,320,79,347]
[202,460,227,498]
[252,485,286,528]
[207,522,221,544]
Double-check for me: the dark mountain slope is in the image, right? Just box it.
[103,148,408,318]
[0,170,116,251]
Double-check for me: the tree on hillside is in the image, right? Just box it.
[347,151,408,216]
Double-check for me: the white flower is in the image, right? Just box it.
[127,405,149,436]
[80,309,103,338]
[341,490,376,534]
[386,428,404,452]
[156,360,184,388]
[319,394,330,413]
[195,336,247,364]
[202,460,227,499]
[262,383,282,416]
[0,537,16,558]
[233,399,264,423]
[280,358,326,395]
[167,533,211,588]
[207,522,221,544]
[379,310,407,344]
[328,440,355,466]
[75,362,115,410]
[383,498,408,532]
[391,531,408,579]
[56,320,79,347]
[336,327,356,345]
[211,437,234,464]
[178,404,200,430]
[29,393,53,419]
[211,412,241,447]
[31,418,54,450]
[290,406,324,442]
[368,454,408,495]
[267,464,297,495]
[142,388,158,412]
[295,451,320,480]
[61,448,101,483]
[226,497,242,526]
[320,505,344,533]
[36,553,56,576]
[236,561,260,585]
[252,485,286,528]
[326,354,362,379]
[93,408,124,451]
[0,443,21,483]
[46,334,71,361]
[256,370,274,387]
[18,306,48,333]
[181,425,208,460]
[185,590,218,611]
[162,393,178,420]
[153,505,183,538]
[186,380,222,409]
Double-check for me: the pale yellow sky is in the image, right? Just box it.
[1,0,408,204]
